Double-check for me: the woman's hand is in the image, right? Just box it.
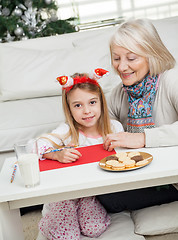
[103,132,145,151]
[43,148,82,163]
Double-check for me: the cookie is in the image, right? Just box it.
[111,162,125,170]
[128,151,140,158]
[116,152,128,158]
[99,162,106,167]
[136,159,149,166]
[131,155,144,162]
[105,160,119,168]
[106,155,119,161]
[124,159,135,168]
[118,156,131,163]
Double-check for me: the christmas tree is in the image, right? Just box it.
[0,0,77,43]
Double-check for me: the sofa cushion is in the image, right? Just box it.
[131,201,178,235]
[6,33,76,50]
[0,37,120,102]
[37,211,145,240]
[0,96,65,152]
[81,211,145,240]
[151,17,178,61]
[59,43,120,94]
[81,212,144,240]
[0,46,73,101]
[70,26,121,93]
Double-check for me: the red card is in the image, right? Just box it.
[39,144,116,172]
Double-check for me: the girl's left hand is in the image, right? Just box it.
[103,132,145,151]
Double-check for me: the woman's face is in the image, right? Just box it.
[111,44,149,86]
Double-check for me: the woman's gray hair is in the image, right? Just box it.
[110,18,176,76]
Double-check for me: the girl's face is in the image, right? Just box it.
[67,88,101,135]
[111,44,149,86]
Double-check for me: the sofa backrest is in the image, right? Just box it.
[0,26,120,102]
[0,16,178,103]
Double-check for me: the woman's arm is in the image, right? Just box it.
[106,68,178,149]
[145,122,178,147]
[103,132,145,151]
[144,68,178,147]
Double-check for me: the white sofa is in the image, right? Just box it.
[1,16,178,167]
[1,16,178,240]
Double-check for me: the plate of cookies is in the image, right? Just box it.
[99,151,153,171]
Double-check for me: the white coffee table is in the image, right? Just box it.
[1,146,178,240]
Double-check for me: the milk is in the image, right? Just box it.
[18,153,40,188]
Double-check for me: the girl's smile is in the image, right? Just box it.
[82,116,95,121]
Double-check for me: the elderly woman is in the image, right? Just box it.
[97,19,178,212]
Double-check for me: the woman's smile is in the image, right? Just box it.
[121,72,134,79]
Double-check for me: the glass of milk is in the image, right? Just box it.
[14,139,40,188]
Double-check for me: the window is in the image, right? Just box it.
[56,0,178,26]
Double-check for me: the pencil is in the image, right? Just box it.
[44,146,76,154]
[10,164,17,183]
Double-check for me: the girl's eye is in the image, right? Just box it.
[90,100,96,105]
[74,104,81,108]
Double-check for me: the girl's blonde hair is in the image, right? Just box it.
[62,73,113,145]
[110,18,175,76]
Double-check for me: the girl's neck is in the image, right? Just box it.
[79,127,101,138]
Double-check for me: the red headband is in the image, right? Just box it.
[56,68,109,93]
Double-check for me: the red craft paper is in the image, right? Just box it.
[39,144,116,172]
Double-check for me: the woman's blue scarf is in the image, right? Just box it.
[123,74,159,133]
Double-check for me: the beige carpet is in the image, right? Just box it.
[21,210,178,240]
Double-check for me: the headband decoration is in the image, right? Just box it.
[92,68,109,80]
[56,68,109,93]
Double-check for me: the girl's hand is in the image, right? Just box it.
[103,132,145,151]
[44,148,82,163]
[57,148,82,163]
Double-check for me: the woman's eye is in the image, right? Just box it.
[128,58,135,61]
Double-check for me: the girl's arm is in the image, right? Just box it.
[43,148,82,163]
[37,122,80,161]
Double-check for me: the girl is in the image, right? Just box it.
[37,68,124,240]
